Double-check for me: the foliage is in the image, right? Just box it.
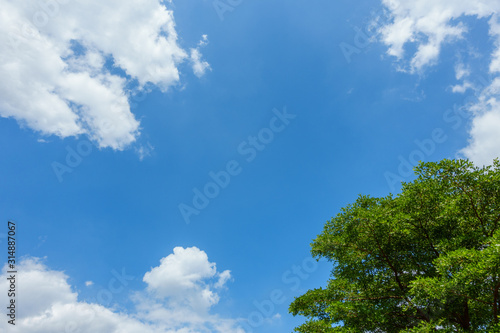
[290,159,500,332]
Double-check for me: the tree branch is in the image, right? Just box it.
[366,220,430,323]
[454,181,486,234]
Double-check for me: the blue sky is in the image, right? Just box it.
[1,0,500,332]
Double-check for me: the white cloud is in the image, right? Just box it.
[0,0,208,150]
[198,35,209,47]
[378,1,500,165]
[5,258,77,318]
[191,49,211,78]
[459,78,500,165]
[135,142,155,161]
[215,269,232,289]
[143,246,231,313]
[489,16,500,73]
[0,248,241,333]
[451,81,473,93]
[378,0,500,73]
[455,62,470,80]
[190,35,211,78]
[85,281,94,287]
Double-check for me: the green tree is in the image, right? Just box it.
[289,159,500,332]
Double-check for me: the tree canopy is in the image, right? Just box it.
[289,159,500,332]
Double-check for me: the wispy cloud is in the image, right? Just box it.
[190,35,211,78]
[378,0,500,165]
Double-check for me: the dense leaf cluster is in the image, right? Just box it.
[290,159,500,332]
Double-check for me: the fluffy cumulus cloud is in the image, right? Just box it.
[0,248,243,333]
[0,0,209,150]
[143,246,232,313]
[378,0,500,165]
